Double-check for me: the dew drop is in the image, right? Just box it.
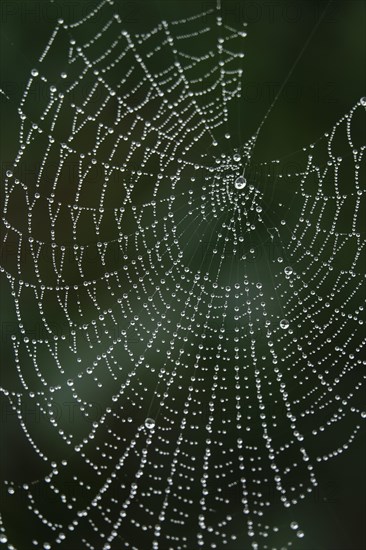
[280,319,289,330]
[235,176,246,190]
[145,418,155,429]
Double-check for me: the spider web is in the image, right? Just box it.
[0,0,365,548]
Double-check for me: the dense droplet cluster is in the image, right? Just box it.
[0,1,365,549]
